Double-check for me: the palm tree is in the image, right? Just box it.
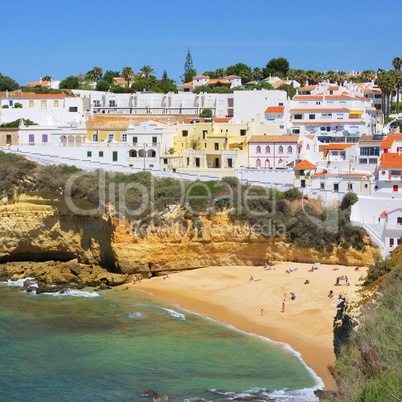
[392,57,402,71]
[121,66,134,87]
[392,57,402,113]
[86,66,103,83]
[215,68,226,79]
[377,71,395,118]
[139,65,155,79]
[391,70,402,113]
[41,75,52,82]
[252,67,263,82]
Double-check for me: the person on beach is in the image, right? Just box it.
[345,276,349,286]
[304,279,310,284]
[328,290,334,299]
[249,276,254,281]
[281,302,285,313]
[283,292,287,301]
[290,292,296,300]
[259,308,264,316]
[133,276,137,284]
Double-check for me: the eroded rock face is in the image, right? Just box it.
[0,196,381,278]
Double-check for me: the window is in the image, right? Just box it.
[287,146,292,154]
[278,146,283,154]
[29,100,34,107]
[41,100,47,109]
[256,158,261,168]
[42,134,48,143]
[240,129,246,136]
[109,100,116,107]
[320,182,325,190]
[9,100,13,107]
[112,151,118,162]
[306,144,310,150]
[214,143,219,150]
[292,129,300,134]
[316,101,321,105]
[336,113,344,119]
[320,127,326,132]
[133,136,138,144]
[122,134,127,142]
[397,217,402,226]
[309,114,315,120]
[54,100,59,107]
[182,130,188,137]
[129,150,137,157]
[29,134,34,143]
[294,114,302,120]
[334,183,339,192]
[348,183,353,191]
[202,130,208,139]
[265,146,270,154]
[108,134,114,142]
[92,134,98,142]
[152,136,157,144]
[69,106,78,112]
[390,238,394,247]
[99,151,104,157]
[256,145,261,154]
[87,151,92,157]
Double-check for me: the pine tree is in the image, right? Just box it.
[182,49,196,83]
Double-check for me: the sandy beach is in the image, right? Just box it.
[126,262,367,390]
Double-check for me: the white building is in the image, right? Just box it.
[0,92,84,126]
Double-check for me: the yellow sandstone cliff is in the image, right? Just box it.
[0,195,380,276]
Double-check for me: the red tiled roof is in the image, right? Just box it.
[379,153,402,168]
[248,135,299,143]
[265,106,285,113]
[325,143,355,150]
[21,93,66,99]
[380,134,402,149]
[293,159,316,169]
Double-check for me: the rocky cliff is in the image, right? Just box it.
[0,194,381,277]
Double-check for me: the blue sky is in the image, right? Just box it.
[2,0,401,85]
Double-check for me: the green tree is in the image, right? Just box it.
[392,57,402,113]
[154,70,177,93]
[203,71,215,78]
[182,49,196,83]
[263,57,290,78]
[377,71,395,118]
[103,70,120,84]
[86,66,103,83]
[226,62,252,83]
[0,73,19,91]
[252,67,263,81]
[215,68,226,78]
[41,75,52,81]
[121,66,134,87]
[359,70,376,83]
[96,79,110,91]
[59,75,80,89]
[200,108,213,118]
[288,69,308,86]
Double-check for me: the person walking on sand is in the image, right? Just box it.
[259,308,264,316]
[281,302,285,313]
[345,275,349,286]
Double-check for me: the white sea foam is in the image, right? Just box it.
[128,312,146,319]
[6,277,37,287]
[43,289,99,298]
[178,308,324,391]
[161,307,185,320]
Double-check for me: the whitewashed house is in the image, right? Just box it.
[248,135,300,169]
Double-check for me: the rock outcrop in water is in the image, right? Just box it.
[0,194,381,278]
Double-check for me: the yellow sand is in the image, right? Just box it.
[126,262,367,390]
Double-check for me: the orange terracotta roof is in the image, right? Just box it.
[177,82,193,87]
[290,108,349,112]
[224,75,242,79]
[325,143,355,150]
[291,120,364,124]
[26,81,52,87]
[380,134,402,149]
[21,93,66,99]
[207,79,231,85]
[379,153,402,168]
[249,135,299,143]
[265,106,285,113]
[293,159,316,169]
[299,85,318,91]
[380,210,387,217]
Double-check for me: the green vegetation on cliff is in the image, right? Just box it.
[0,151,370,253]
[328,253,402,402]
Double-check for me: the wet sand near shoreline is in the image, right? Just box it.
[125,262,367,390]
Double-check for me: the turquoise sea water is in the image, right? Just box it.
[0,279,321,401]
